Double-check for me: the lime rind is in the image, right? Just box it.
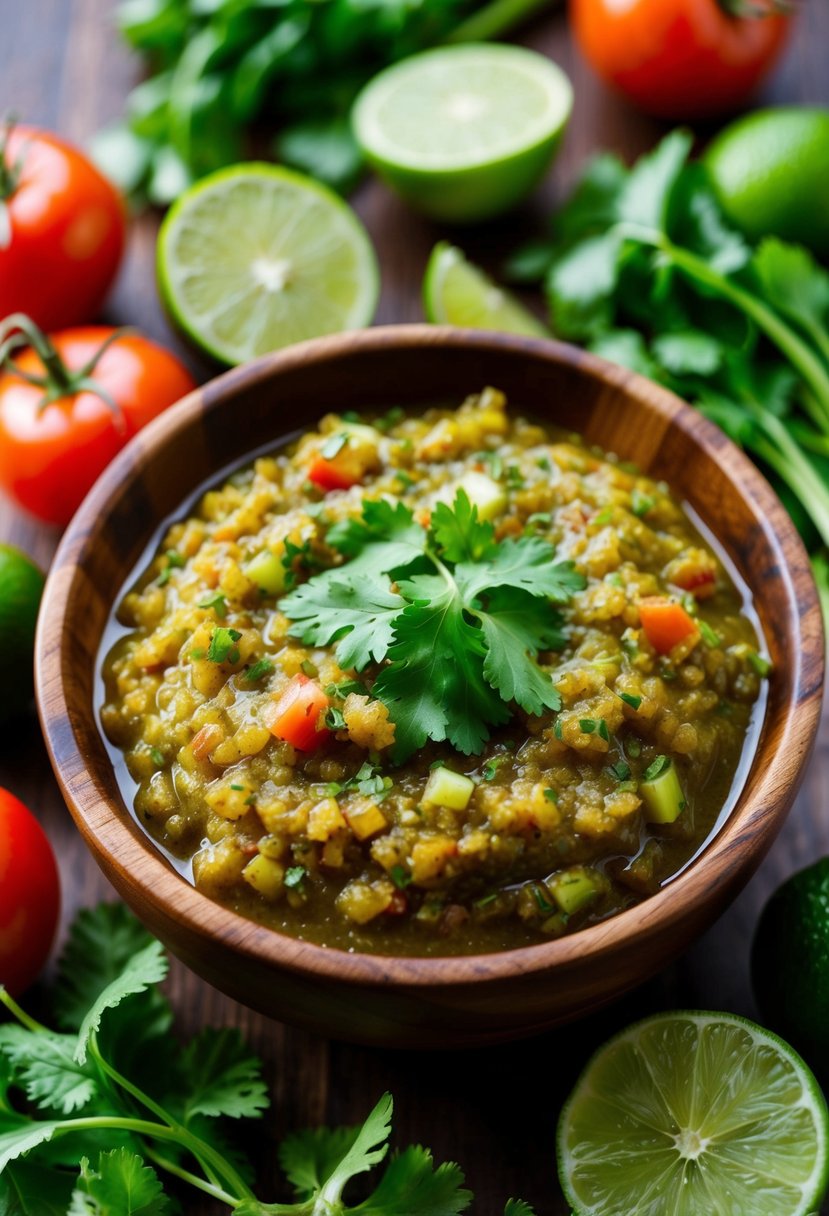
[558,1011,829,1216]
[353,43,573,172]
[423,242,549,337]
[157,163,379,366]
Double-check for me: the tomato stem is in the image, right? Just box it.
[717,0,794,16]
[0,312,129,433]
[0,115,27,250]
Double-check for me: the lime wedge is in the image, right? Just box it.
[424,242,549,337]
[157,164,379,366]
[558,1012,829,1216]
[352,44,572,222]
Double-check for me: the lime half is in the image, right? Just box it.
[558,1011,829,1216]
[424,242,549,336]
[0,544,44,725]
[353,44,572,222]
[158,164,379,365]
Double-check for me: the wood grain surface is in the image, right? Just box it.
[3,3,829,1212]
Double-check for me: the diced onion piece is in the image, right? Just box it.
[242,854,285,899]
[640,757,686,824]
[423,767,475,810]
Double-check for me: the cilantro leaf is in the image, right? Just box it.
[753,237,829,357]
[350,1146,472,1215]
[547,230,623,340]
[316,1092,393,1208]
[456,539,584,603]
[652,330,724,377]
[479,590,564,717]
[179,1028,269,1121]
[282,575,403,670]
[68,1149,171,1215]
[504,1203,537,1216]
[75,940,168,1065]
[279,1126,362,1198]
[326,500,428,574]
[0,1120,63,1173]
[590,330,658,379]
[0,1159,74,1215]
[430,491,494,563]
[615,129,692,234]
[0,1027,97,1115]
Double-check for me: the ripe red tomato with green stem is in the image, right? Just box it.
[0,788,60,998]
[0,314,197,526]
[570,0,793,120]
[0,121,126,332]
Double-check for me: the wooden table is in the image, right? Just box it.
[3,4,828,1212]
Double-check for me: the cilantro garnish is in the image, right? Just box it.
[0,902,534,1214]
[607,760,631,783]
[149,746,164,768]
[325,678,369,698]
[207,627,242,664]
[631,489,655,518]
[243,658,275,683]
[543,788,559,804]
[325,707,347,731]
[617,691,642,710]
[390,865,412,890]
[643,755,671,782]
[281,492,585,762]
[699,621,722,649]
[284,866,307,889]
[157,549,184,587]
[198,591,228,618]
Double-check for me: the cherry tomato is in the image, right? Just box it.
[570,0,792,120]
[0,788,60,997]
[0,124,126,332]
[265,674,332,752]
[0,321,197,526]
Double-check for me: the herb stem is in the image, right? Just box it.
[143,1144,242,1208]
[0,987,49,1034]
[445,0,558,42]
[658,241,829,433]
[88,1038,255,1201]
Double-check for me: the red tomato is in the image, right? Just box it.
[0,124,126,331]
[570,0,792,119]
[307,453,363,492]
[639,597,699,654]
[0,323,196,526]
[265,674,332,752]
[0,788,60,997]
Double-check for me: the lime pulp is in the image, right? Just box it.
[558,1011,829,1216]
[157,163,379,366]
[423,242,549,337]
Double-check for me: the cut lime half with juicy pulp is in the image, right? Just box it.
[353,44,572,222]
[558,1011,829,1216]
[157,164,379,366]
[423,242,549,336]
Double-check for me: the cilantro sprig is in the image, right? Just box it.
[281,493,585,761]
[0,903,534,1216]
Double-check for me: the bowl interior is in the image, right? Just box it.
[38,327,825,986]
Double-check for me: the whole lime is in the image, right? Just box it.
[0,544,45,724]
[752,857,829,1077]
[705,107,829,257]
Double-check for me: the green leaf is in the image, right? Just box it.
[0,1158,74,1216]
[54,903,169,1033]
[276,117,364,194]
[504,1202,537,1216]
[179,1028,269,1121]
[479,590,564,717]
[283,574,403,670]
[75,940,168,1065]
[68,1149,171,1215]
[431,490,495,564]
[279,1125,361,1198]
[0,1120,63,1173]
[675,170,750,274]
[652,330,724,377]
[315,1092,393,1208]
[753,237,829,350]
[590,329,658,379]
[547,230,623,340]
[0,1026,97,1115]
[350,1146,472,1215]
[456,538,584,603]
[616,129,692,234]
[556,152,628,242]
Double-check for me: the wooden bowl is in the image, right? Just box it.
[36,326,824,1048]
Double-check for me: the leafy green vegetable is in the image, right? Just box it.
[282,492,584,760]
[207,627,242,665]
[507,130,829,613]
[0,903,529,1215]
[97,0,555,202]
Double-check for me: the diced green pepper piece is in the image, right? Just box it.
[423,767,475,810]
[454,470,507,521]
[640,756,686,824]
[245,549,285,595]
[548,866,604,915]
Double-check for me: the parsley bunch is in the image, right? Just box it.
[507,130,829,618]
[96,0,554,203]
[281,492,584,761]
[0,904,532,1215]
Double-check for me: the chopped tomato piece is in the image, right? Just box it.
[265,674,331,751]
[307,452,363,491]
[674,568,716,596]
[384,890,409,917]
[639,597,699,655]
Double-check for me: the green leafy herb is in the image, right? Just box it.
[617,691,642,710]
[207,628,242,665]
[699,621,722,649]
[325,679,368,699]
[506,128,829,617]
[643,755,671,782]
[607,760,632,782]
[284,866,307,890]
[631,489,655,518]
[282,492,585,762]
[324,707,347,731]
[156,550,184,587]
[390,866,412,891]
[2,903,530,1215]
[543,788,559,804]
[198,592,228,619]
[149,747,164,768]
[243,659,275,684]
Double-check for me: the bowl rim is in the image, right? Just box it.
[37,324,825,990]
